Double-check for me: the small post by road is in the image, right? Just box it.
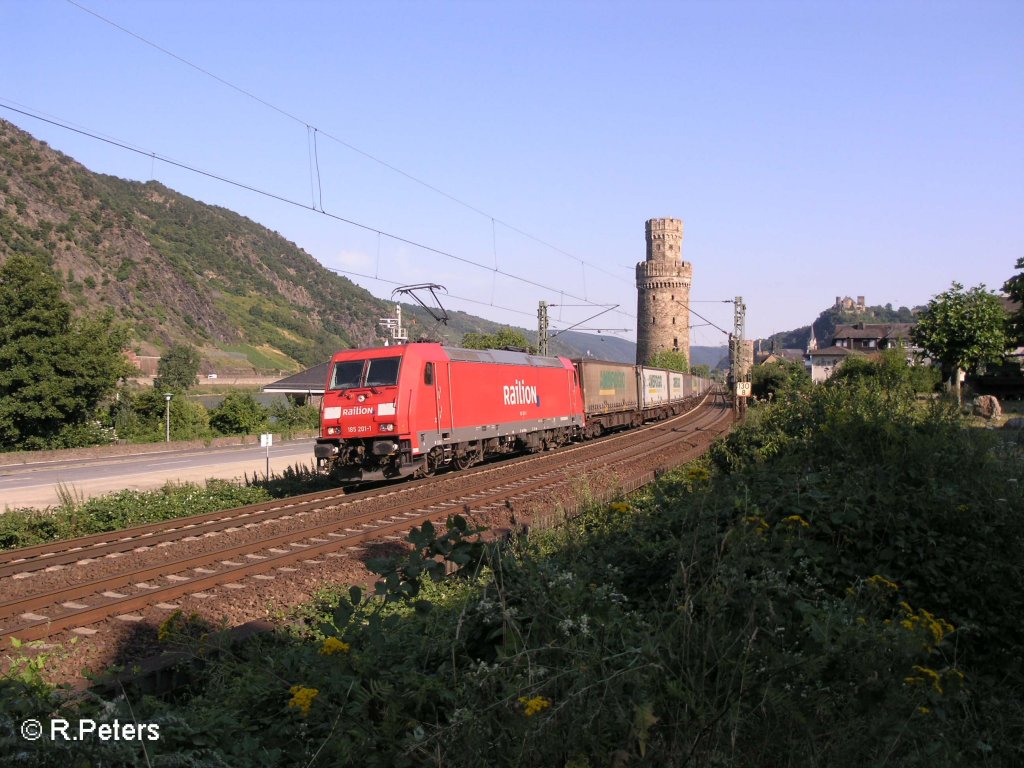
[164,393,172,443]
[260,433,273,479]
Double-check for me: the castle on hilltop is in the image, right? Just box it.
[835,295,866,313]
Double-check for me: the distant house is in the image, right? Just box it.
[803,321,924,383]
[832,322,916,355]
[759,348,806,366]
[263,362,329,407]
[807,346,861,384]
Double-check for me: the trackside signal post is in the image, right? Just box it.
[261,432,273,479]
[730,296,750,416]
[537,301,549,356]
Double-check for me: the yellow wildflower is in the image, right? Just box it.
[157,610,183,643]
[288,685,319,715]
[896,602,954,649]
[917,706,930,715]
[320,637,350,656]
[742,515,769,532]
[609,502,631,513]
[911,665,943,694]
[866,575,899,592]
[780,515,809,528]
[518,695,552,717]
[686,466,711,485]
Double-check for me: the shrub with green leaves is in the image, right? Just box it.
[209,391,266,435]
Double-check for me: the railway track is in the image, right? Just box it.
[0,392,731,644]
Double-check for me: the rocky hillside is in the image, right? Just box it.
[0,118,638,370]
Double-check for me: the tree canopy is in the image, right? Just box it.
[751,359,811,399]
[0,254,131,449]
[210,392,266,435]
[647,349,689,372]
[1002,257,1024,346]
[154,343,201,391]
[910,282,1008,402]
[460,328,534,352]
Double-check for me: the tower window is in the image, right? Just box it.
[672,317,675,325]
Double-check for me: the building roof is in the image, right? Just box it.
[759,349,806,365]
[263,362,330,395]
[833,322,915,340]
[808,346,859,358]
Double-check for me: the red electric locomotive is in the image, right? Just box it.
[314,343,584,481]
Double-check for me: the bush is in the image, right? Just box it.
[108,387,212,442]
[210,392,266,435]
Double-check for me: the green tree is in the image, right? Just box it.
[460,327,534,352]
[268,397,318,436]
[154,343,201,391]
[0,254,131,450]
[910,282,1008,405]
[647,349,689,372]
[751,359,811,399]
[690,363,712,378]
[829,348,940,395]
[1002,257,1024,346]
[109,388,212,442]
[209,392,266,435]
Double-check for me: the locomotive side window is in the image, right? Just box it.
[365,357,401,387]
[330,360,364,390]
[424,362,434,386]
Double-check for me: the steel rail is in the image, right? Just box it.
[0,395,730,642]
[0,391,718,575]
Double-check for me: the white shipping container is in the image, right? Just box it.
[639,366,670,408]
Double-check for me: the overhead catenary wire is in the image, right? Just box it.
[0,100,633,322]
[328,266,615,338]
[62,0,633,288]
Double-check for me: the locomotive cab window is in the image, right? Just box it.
[330,360,364,390]
[365,357,401,387]
[424,362,434,386]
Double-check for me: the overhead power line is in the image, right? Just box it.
[63,0,632,288]
[328,266,623,338]
[0,100,636,324]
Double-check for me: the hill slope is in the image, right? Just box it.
[0,119,639,369]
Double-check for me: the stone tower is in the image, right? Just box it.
[636,218,692,366]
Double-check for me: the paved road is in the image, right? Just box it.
[0,439,317,509]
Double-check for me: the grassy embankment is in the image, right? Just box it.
[2,371,1022,766]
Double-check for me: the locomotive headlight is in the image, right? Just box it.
[326,426,341,435]
[357,394,367,403]
[379,423,395,432]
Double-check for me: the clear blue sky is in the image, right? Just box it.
[2,0,1021,345]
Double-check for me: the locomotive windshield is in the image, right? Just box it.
[330,360,364,390]
[365,357,401,387]
[329,357,401,390]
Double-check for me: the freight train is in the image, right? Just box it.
[314,343,711,482]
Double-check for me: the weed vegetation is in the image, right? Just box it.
[3,361,1022,766]
[0,481,270,551]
